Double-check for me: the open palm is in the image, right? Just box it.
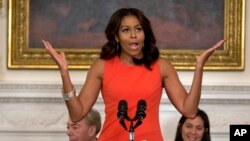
[42,40,68,71]
[196,39,226,68]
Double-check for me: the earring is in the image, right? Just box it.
[116,42,119,51]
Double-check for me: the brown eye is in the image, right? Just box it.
[197,126,204,131]
[122,28,129,33]
[185,124,193,128]
[136,27,143,32]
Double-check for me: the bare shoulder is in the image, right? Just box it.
[92,58,105,67]
[158,57,175,70]
[89,58,105,79]
[158,57,176,78]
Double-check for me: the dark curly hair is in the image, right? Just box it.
[100,8,159,70]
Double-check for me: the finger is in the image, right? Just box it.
[42,40,53,52]
[215,40,225,47]
[43,40,52,49]
[61,52,66,59]
[204,40,225,55]
[212,39,226,49]
[42,40,57,54]
[42,40,48,48]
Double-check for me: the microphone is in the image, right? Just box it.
[134,100,147,121]
[117,100,128,130]
[133,100,147,129]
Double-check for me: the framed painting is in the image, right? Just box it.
[8,0,245,70]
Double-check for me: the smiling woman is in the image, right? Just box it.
[174,109,211,141]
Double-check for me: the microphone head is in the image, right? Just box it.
[138,100,146,110]
[117,100,128,130]
[118,100,128,111]
[137,100,147,119]
[132,100,147,129]
[117,100,128,119]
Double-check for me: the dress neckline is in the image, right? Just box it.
[116,55,138,68]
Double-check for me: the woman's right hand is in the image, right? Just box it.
[42,40,68,71]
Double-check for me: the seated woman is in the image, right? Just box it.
[174,109,211,141]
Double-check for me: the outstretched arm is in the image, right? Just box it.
[42,40,102,122]
[42,40,74,94]
[161,39,226,118]
[184,39,226,116]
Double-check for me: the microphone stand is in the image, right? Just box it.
[117,100,146,141]
[129,118,144,141]
[129,120,135,141]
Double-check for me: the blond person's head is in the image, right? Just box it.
[67,109,101,141]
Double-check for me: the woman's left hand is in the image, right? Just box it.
[196,39,226,68]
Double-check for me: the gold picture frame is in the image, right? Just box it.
[8,0,245,70]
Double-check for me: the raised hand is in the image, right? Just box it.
[196,39,226,69]
[42,40,68,71]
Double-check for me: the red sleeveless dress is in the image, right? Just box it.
[98,56,164,141]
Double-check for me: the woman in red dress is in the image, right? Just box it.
[43,8,225,141]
